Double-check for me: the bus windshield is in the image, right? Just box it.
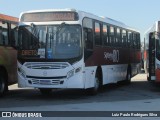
[18,24,82,60]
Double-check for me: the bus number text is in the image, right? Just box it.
[104,50,119,62]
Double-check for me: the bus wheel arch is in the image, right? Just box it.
[0,66,8,96]
[88,66,103,95]
[126,65,132,84]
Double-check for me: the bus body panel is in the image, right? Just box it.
[155,58,160,82]
[84,66,97,89]
[0,46,17,85]
[102,64,128,84]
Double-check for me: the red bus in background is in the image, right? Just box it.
[0,13,18,96]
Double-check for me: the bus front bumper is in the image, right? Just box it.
[18,72,85,89]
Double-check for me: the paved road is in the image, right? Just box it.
[0,73,160,120]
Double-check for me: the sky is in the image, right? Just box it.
[1,0,160,41]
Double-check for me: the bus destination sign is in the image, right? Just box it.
[21,12,79,22]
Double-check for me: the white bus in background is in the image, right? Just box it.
[144,21,160,82]
[17,9,141,95]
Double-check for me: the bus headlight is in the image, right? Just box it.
[67,70,74,78]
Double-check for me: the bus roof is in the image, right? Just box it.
[20,8,139,33]
[0,13,18,22]
[78,10,139,32]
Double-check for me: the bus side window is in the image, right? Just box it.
[128,31,132,48]
[122,30,126,47]
[110,26,115,47]
[0,25,2,45]
[119,29,122,47]
[94,22,101,46]
[136,33,140,49]
[84,28,93,50]
[103,24,108,46]
[0,21,3,45]
[1,21,9,46]
[116,28,121,47]
[133,33,136,49]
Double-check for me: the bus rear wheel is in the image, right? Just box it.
[0,73,8,97]
[124,68,131,84]
[39,88,52,95]
[119,67,131,85]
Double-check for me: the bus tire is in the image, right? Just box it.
[0,71,8,97]
[87,68,102,95]
[125,67,131,84]
[147,75,151,81]
[39,88,52,95]
[119,66,131,85]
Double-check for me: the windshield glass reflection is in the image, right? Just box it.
[18,25,82,59]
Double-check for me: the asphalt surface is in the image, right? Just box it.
[0,73,160,120]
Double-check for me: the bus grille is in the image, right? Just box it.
[24,62,69,69]
[30,79,62,85]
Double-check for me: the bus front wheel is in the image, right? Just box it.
[87,70,101,95]
[119,67,131,85]
[125,68,131,84]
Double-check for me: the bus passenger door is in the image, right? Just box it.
[148,32,156,81]
[83,28,93,61]
[83,28,94,89]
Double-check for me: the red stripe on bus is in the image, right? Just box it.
[156,69,160,82]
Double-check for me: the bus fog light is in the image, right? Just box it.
[60,81,64,84]
[28,80,32,84]
[67,70,74,78]
[75,67,82,73]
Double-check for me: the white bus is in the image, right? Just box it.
[17,9,141,95]
[144,21,160,82]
